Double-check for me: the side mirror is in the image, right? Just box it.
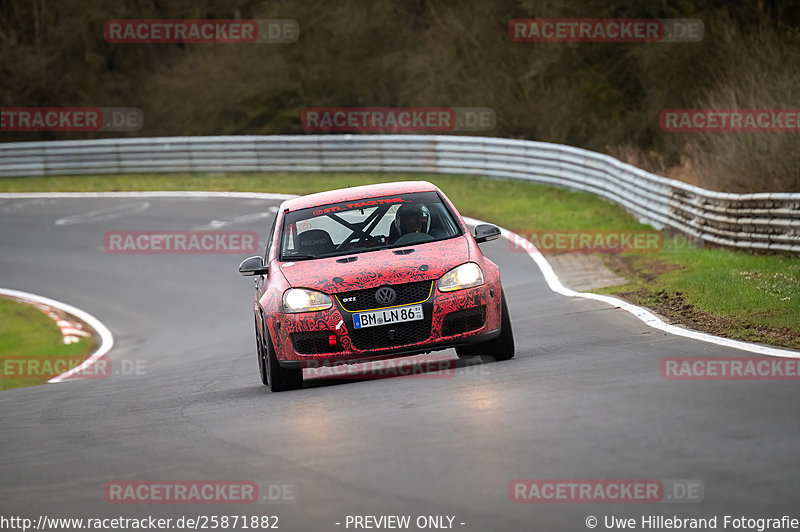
[474,224,501,243]
[239,256,269,276]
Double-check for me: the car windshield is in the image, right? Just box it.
[279,191,461,260]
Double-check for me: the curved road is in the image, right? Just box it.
[1,195,799,531]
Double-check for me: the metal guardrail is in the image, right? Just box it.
[1,135,798,253]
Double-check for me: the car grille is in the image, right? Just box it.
[349,318,433,351]
[336,281,433,312]
[291,331,342,354]
[441,306,486,337]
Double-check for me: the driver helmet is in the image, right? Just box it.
[394,203,430,235]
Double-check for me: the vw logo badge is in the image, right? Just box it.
[375,286,397,306]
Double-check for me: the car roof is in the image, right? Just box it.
[280,181,440,212]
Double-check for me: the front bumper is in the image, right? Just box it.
[268,280,502,368]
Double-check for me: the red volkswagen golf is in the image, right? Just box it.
[239,181,514,391]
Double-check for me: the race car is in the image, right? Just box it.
[238,181,514,391]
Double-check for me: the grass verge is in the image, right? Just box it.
[1,172,797,349]
[599,242,800,349]
[0,297,96,390]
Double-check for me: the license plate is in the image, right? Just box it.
[353,305,424,329]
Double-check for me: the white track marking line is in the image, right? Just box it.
[463,217,800,359]
[1,192,796,359]
[54,201,151,226]
[192,207,278,230]
[0,198,51,213]
[0,288,114,383]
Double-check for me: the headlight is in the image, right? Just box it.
[283,288,332,313]
[437,262,484,292]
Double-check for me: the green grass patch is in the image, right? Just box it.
[2,172,798,349]
[599,237,800,348]
[0,297,95,390]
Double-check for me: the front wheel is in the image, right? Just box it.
[255,320,268,385]
[455,291,515,362]
[259,323,303,392]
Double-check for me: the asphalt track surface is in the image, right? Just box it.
[1,195,799,531]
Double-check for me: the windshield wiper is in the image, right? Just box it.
[313,246,391,260]
[283,244,397,262]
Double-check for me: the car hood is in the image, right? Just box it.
[277,237,470,294]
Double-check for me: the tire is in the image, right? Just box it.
[261,324,303,392]
[454,346,480,359]
[455,291,515,362]
[255,320,268,386]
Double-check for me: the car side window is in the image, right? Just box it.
[264,214,278,263]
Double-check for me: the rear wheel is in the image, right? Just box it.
[262,325,303,392]
[455,291,515,362]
